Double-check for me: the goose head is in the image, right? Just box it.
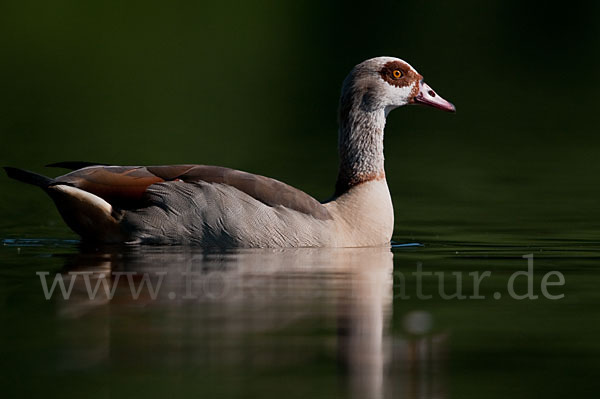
[341,56,455,115]
[335,57,455,196]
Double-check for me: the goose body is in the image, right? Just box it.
[4,57,454,247]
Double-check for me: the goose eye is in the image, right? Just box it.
[392,69,402,79]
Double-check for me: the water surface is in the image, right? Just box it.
[1,236,598,398]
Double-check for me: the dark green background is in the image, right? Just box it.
[1,1,599,398]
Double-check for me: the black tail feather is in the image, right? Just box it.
[46,161,108,170]
[3,167,54,188]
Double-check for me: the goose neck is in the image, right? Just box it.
[335,105,387,196]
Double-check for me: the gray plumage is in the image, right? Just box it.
[123,181,335,247]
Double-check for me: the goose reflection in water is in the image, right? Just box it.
[51,247,447,399]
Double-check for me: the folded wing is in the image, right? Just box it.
[54,164,331,220]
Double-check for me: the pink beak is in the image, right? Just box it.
[412,80,456,112]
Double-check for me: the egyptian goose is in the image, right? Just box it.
[4,57,454,247]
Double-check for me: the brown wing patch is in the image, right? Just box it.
[55,166,164,209]
[54,164,332,220]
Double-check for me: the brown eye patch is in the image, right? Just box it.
[379,60,421,88]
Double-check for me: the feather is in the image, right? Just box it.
[3,167,54,188]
